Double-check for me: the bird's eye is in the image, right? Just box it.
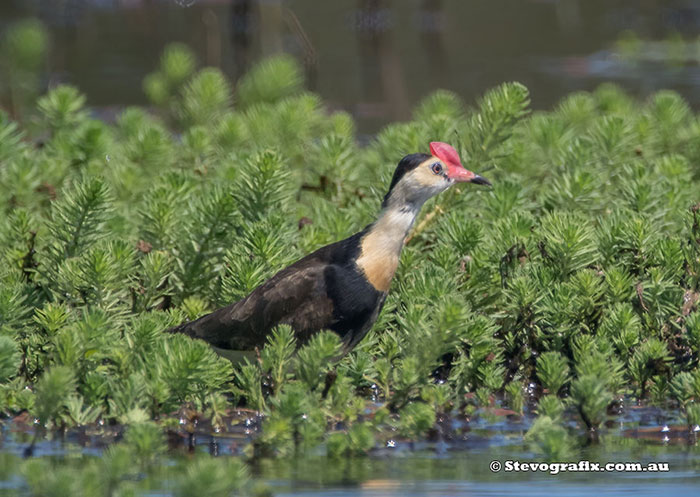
[430,162,443,175]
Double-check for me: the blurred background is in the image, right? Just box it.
[3,0,700,134]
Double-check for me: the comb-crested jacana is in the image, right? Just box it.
[168,142,490,354]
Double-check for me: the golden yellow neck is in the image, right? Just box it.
[355,205,419,292]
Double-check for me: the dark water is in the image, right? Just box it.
[262,451,700,497]
[4,0,700,133]
[2,430,700,496]
[2,403,700,496]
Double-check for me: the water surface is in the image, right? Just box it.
[3,1,700,133]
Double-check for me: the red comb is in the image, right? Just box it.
[429,142,462,166]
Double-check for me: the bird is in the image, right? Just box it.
[167,142,490,355]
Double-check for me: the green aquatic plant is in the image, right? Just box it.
[0,19,47,118]
[40,175,114,289]
[537,394,565,421]
[0,335,20,383]
[524,415,576,460]
[629,338,672,400]
[461,81,530,172]
[536,351,570,396]
[175,456,250,497]
[295,331,343,392]
[397,401,437,440]
[37,85,88,136]
[504,380,525,414]
[179,68,232,128]
[670,369,700,430]
[123,421,166,468]
[144,43,197,110]
[33,365,76,428]
[234,359,265,413]
[260,325,297,395]
[236,54,304,107]
[327,422,375,457]
[685,403,700,431]
[1,38,700,467]
[569,374,611,434]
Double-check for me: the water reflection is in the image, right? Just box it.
[355,0,408,120]
[4,1,700,132]
[229,0,254,79]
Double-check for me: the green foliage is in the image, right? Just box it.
[260,325,296,395]
[234,359,265,413]
[569,375,610,431]
[0,335,20,382]
[524,415,575,460]
[144,43,197,109]
[1,19,46,73]
[295,331,342,391]
[536,351,570,396]
[1,39,700,466]
[0,19,48,117]
[397,401,436,439]
[42,176,114,286]
[537,211,598,278]
[38,85,88,134]
[33,365,76,427]
[155,334,233,406]
[237,54,304,107]
[504,380,525,414]
[232,149,293,222]
[179,68,232,127]
[461,82,530,171]
[537,394,565,420]
[327,423,375,457]
[175,456,249,497]
[173,185,238,298]
[123,421,166,467]
[629,338,672,400]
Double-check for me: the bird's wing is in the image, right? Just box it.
[169,256,336,350]
[226,261,336,348]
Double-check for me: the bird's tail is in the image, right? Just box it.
[165,307,236,350]
[166,318,257,364]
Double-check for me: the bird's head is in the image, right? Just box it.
[382,142,491,208]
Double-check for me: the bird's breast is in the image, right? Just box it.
[355,230,403,292]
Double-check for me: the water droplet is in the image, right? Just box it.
[174,0,196,7]
[693,425,700,433]
[179,417,186,425]
[661,425,670,432]
[386,439,396,448]
[301,414,308,420]
[213,426,221,433]
[662,435,670,444]
[245,418,253,426]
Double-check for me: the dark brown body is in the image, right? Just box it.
[168,229,386,352]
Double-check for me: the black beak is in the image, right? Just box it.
[470,174,492,186]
